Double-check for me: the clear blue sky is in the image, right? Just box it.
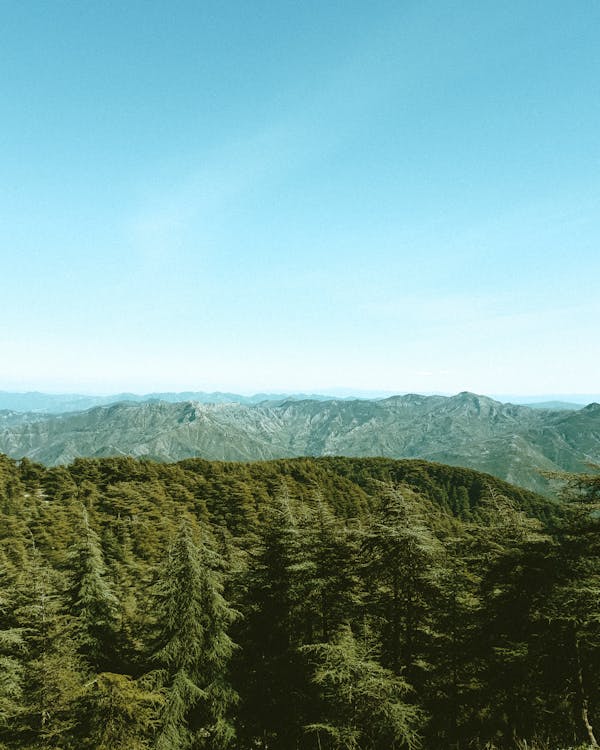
[2,1,599,395]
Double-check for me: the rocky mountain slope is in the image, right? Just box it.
[0,390,339,414]
[1,392,599,493]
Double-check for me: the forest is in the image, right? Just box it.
[0,453,598,750]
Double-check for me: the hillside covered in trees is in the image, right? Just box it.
[2,393,600,495]
[0,453,598,749]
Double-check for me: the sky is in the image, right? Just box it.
[1,0,599,396]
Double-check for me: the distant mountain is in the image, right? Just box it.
[494,393,600,406]
[2,389,596,414]
[1,392,599,493]
[522,401,583,411]
[0,390,340,414]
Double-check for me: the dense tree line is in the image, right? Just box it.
[0,453,597,749]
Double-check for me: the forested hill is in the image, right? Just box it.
[0,453,598,750]
[1,453,552,525]
[2,392,599,493]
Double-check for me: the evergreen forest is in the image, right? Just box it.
[0,453,598,750]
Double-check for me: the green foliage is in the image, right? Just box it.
[362,486,442,680]
[304,624,423,750]
[84,672,162,750]
[67,508,119,671]
[298,494,361,643]
[233,491,310,749]
[0,565,24,731]
[0,453,596,749]
[152,518,237,749]
[11,542,86,749]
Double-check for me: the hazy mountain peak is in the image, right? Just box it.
[454,391,495,403]
[583,402,600,412]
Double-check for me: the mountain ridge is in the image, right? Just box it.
[1,392,599,494]
[0,389,357,414]
[0,389,595,414]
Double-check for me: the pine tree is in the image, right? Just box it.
[299,494,361,643]
[151,518,237,750]
[425,527,482,748]
[84,672,162,750]
[362,486,442,684]
[539,471,600,747]
[304,624,423,750]
[12,538,85,749]
[233,489,312,749]
[66,508,119,672]
[474,488,555,746]
[0,553,24,737]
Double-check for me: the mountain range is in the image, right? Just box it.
[0,390,343,414]
[1,391,599,493]
[1,389,596,414]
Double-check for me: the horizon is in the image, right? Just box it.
[0,385,598,407]
[2,1,599,393]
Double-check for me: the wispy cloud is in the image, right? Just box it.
[124,8,417,267]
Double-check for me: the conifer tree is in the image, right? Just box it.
[151,518,237,750]
[0,456,24,518]
[0,554,24,737]
[13,539,85,749]
[299,494,361,643]
[426,529,481,748]
[3,450,599,750]
[474,488,555,745]
[84,672,163,750]
[304,624,423,750]
[233,490,311,749]
[362,486,442,683]
[66,508,119,672]
[539,471,600,747]
[102,517,149,672]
